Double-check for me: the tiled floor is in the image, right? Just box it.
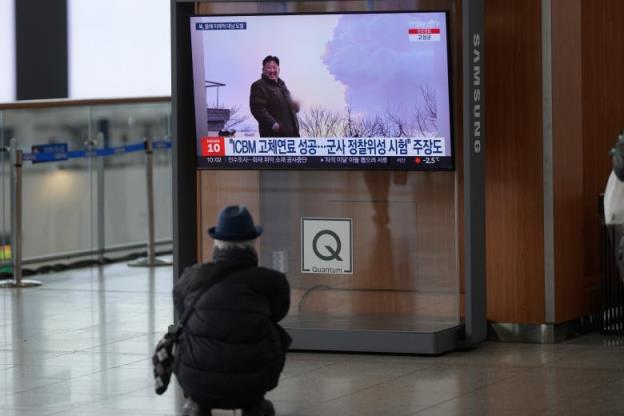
[1,261,624,415]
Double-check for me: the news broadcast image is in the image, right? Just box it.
[190,12,453,170]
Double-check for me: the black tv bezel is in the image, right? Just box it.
[187,9,456,172]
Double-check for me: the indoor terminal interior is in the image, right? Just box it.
[1,0,624,415]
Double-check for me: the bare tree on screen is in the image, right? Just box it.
[414,85,438,137]
[298,85,439,138]
[224,105,249,130]
[299,106,342,137]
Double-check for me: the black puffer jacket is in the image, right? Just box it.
[250,75,300,137]
[172,251,291,409]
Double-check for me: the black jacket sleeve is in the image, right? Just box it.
[269,274,290,322]
[173,264,201,318]
[612,132,624,182]
[247,268,290,323]
[250,81,277,128]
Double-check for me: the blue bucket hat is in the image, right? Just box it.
[208,205,263,241]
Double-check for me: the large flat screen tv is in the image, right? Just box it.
[190,11,453,170]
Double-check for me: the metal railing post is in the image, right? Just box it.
[129,137,171,267]
[0,138,41,288]
[84,137,97,264]
[146,136,156,264]
[96,132,106,263]
[12,140,22,283]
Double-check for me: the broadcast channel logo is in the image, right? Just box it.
[200,137,225,156]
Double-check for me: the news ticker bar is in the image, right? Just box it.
[196,155,454,170]
[199,136,449,158]
[21,140,172,163]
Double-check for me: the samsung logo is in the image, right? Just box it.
[472,33,482,154]
[195,22,247,30]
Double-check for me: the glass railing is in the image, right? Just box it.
[0,97,172,268]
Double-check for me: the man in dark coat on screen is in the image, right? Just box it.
[250,55,300,137]
[173,205,291,416]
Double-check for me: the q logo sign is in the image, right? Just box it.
[301,218,352,275]
[312,230,343,261]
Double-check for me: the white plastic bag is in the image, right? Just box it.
[604,171,624,225]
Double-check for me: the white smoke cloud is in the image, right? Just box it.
[322,13,448,121]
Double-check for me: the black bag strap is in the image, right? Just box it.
[176,263,249,329]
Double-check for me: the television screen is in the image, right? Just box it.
[190,11,453,170]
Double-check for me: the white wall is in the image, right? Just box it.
[0,0,15,102]
[68,0,171,99]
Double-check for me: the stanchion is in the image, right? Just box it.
[0,139,42,288]
[95,132,106,264]
[128,137,172,267]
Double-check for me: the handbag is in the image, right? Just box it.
[152,264,231,395]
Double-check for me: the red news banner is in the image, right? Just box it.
[201,137,226,156]
[408,27,441,42]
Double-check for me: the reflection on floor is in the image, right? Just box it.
[288,287,459,331]
[1,260,624,416]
